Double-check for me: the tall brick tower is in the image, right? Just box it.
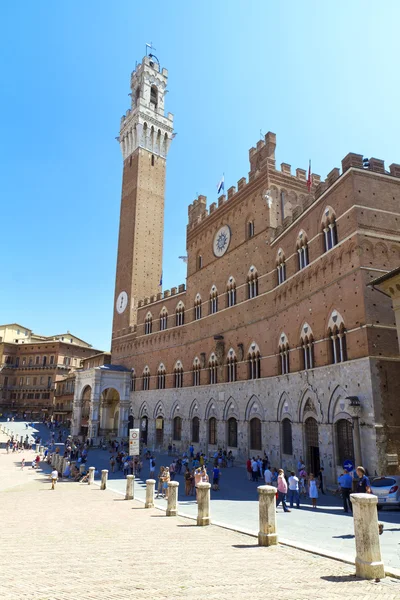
[112,56,174,341]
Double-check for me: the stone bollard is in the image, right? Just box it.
[257,485,278,546]
[35,443,40,453]
[88,466,95,485]
[196,482,211,526]
[125,474,134,500]
[351,493,385,579]
[166,481,179,516]
[145,479,155,508]
[39,445,44,455]
[100,469,108,490]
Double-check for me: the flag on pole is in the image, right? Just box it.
[307,160,312,193]
[217,174,225,194]
[159,272,163,287]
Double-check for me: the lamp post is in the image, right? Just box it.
[346,396,362,467]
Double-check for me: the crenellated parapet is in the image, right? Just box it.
[137,284,186,310]
[186,133,400,236]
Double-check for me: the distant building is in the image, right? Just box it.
[0,323,103,419]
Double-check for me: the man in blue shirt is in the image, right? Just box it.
[338,470,353,513]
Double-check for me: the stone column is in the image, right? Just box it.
[257,485,278,546]
[71,401,82,437]
[35,443,40,453]
[351,493,385,579]
[88,466,95,485]
[166,481,179,516]
[125,474,134,500]
[100,469,108,490]
[196,482,211,526]
[39,445,44,455]
[145,479,155,508]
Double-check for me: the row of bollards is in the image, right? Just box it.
[48,455,385,581]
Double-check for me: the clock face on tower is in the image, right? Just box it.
[116,291,128,314]
[213,225,231,257]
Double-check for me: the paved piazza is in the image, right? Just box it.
[1,430,400,599]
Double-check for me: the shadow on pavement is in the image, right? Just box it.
[320,575,357,583]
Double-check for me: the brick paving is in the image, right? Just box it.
[0,446,399,600]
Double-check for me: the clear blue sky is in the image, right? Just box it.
[1,1,399,351]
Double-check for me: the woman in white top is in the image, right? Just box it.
[308,473,318,508]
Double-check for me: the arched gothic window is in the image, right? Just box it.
[250,418,262,450]
[227,417,238,447]
[142,367,150,391]
[248,343,261,379]
[277,249,286,285]
[194,294,202,320]
[297,231,309,270]
[157,364,166,390]
[192,416,200,443]
[336,419,354,465]
[226,349,237,383]
[174,361,184,388]
[175,302,185,327]
[144,312,152,335]
[282,418,293,455]
[173,416,182,441]
[322,207,338,252]
[208,417,217,445]
[300,324,314,370]
[209,354,218,385]
[247,266,258,299]
[279,334,290,374]
[193,358,201,386]
[227,277,236,307]
[160,308,168,331]
[210,286,218,314]
[197,254,203,270]
[247,220,255,238]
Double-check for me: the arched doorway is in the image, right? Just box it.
[305,417,320,475]
[99,388,120,438]
[156,416,164,447]
[140,415,148,444]
[80,385,92,437]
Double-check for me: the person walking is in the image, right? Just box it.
[251,458,259,482]
[110,455,116,473]
[288,471,300,508]
[50,468,58,490]
[212,465,221,491]
[308,473,319,508]
[246,458,252,481]
[276,469,291,512]
[264,465,272,485]
[21,458,25,470]
[149,456,156,479]
[184,466,192,496]
[338,469,353,513]
[355,466,371,493]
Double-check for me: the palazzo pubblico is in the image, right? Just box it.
[71,55,400,485]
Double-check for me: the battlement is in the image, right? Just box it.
[137,284,186,310]
[186,133,400,236]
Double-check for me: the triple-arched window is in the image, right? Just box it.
[175,302,185,326]
[322,207,338,252]
[210,286,218,314]
[193,357,201,386]
[297,231,309,270]
[328,311,347,364]
[227,277,236,307]
[174,361,183,388]
[247,266,258,299]
[226,349,237,383]
[276,249,286,285]
[248,342,261,379]
[157,364,166,390]
[209,353,218,384]
[160,308,168,331]
[142,366,151,391]
[279,333,290,374]
[300,323,314,370]
[144,312,152,335]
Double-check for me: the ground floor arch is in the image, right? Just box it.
[305,417,320,475]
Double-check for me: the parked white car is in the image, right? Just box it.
[370,476,400,508]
